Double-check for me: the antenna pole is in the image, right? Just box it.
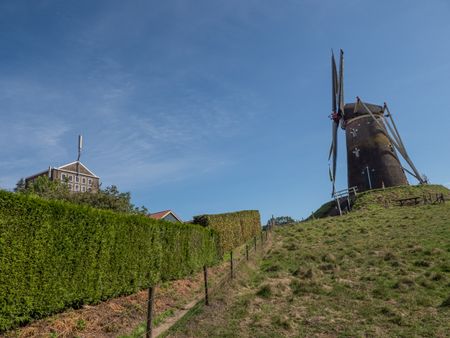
[77,135,83,161]
[77,135,83,178]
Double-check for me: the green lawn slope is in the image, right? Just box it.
[311,184,449,219]
[169,185,450,337]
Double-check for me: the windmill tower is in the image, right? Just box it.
[328,50,424,195]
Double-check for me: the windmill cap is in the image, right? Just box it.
[343,102,383,120]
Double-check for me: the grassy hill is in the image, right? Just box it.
[311,184,449,219]
[168,185,450,337]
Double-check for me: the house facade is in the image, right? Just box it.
[25,161,100,193]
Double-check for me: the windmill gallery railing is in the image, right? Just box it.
[333,186,358,216]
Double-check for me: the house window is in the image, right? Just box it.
[88,178,92,186]
[81,186,86,192]
[74,184,79,191]
[68,175,73,182]
[68,183,73,190]
[75,176,79,183]
[82,177,86,184]
[88,187,92,192]
[61,173,66,181]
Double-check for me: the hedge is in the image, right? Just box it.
[159,222,219,281]
[192,210,261,254]
[0,191,217,331]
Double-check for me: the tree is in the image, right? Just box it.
[17,176,70,198]
[15,176,148,214]
[266,216,296,227]
[14,178,26,193]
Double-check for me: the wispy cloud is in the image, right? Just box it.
[0,2,265,192]
[0,66,258,191]
[83,86,254,189]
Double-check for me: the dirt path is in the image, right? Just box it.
[153,235,273,337]
[152,297,201,338]
[164,235,273,338]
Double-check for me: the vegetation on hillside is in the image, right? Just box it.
[193,210,261,255]
[0,190,219,331]
[352,184,449,210]
[168,186,450,337]
[0,188,265,332]
[311,184,449,219]
[266,216,296,227]
[15,176,148,214]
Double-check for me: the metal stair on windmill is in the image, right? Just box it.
[328,50,425,215]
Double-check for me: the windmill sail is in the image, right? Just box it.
[329,50,344,196]
[338,50,344,116]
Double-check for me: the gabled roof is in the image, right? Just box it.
[57,161,99,178]
[148,210,183,223]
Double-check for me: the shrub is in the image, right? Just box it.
[0,190,217,331]
[159,222,219,280]
[16,176,148,214]
[192,210,261,254]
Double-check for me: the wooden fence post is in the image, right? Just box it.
[230,250,234,279]
[245,244,249,261]
[203,265,209,305]
[146,286,155,338]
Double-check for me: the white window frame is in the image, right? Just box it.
[74,184,79,191]
[88,178,92,186]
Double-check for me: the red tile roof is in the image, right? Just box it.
[148,210,182,222]
[148,210,171,219]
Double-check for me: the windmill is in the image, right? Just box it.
[328,50,425,198]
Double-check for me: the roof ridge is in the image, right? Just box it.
[57,161,98,177]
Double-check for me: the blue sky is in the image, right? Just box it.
[1,0,450,222]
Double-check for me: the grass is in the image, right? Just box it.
[311,184,449,219]
[168,185,450,337]
[118,308,175,338]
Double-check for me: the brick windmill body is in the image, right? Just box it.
[329,51,424,197]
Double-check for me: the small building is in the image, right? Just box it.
[24,161,100,193]
[148,210,183,223]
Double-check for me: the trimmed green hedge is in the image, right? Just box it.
[0,191,217,331]
[192,210,261,254]
[159,222,219,281]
